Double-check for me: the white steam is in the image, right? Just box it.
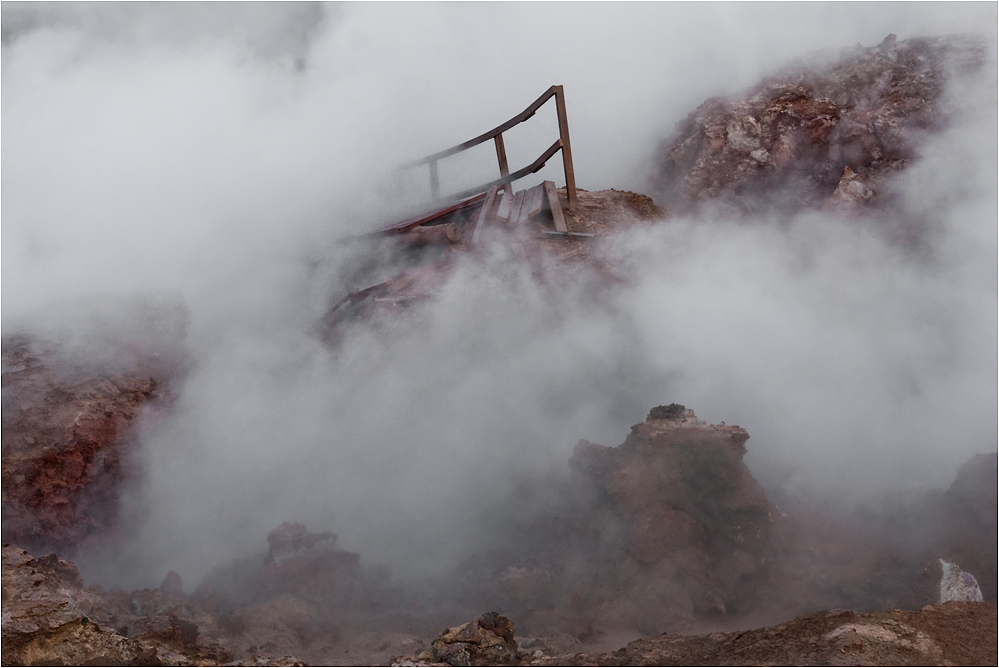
[2,3,996,588]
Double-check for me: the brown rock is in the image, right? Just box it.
[1,544,233,666]
[420,612,519,667]
[649,34,988,217]
[572,405,773,561]
[11,617,148,667]
[564,405,776,626]
[1,341,171,553]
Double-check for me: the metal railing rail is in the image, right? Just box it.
[401,85,577,207]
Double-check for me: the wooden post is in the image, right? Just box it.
[553,85,577,208]
[429,160,440,200]
[494,134,514,197]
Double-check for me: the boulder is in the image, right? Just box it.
[419,612,519,667]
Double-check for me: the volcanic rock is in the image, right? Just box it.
[571,404,774,587]
[418,612,519,667]
[649,34,988,217]
[190,522,409,664]
[1,544,229,666]
[939,559,984,603]
[1,344,161,553]
[2,293,189,554]
[257,522,363,604]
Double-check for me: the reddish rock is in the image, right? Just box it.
[571,404,774,565]
[2,294,189,554]
[457,405,781,636]
[2,543,246,666]
[649,34,988,218]
[1,344,161,552]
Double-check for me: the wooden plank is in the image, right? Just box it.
[523,184,545,220]
[494,134,510,179]
[470,185,499,244]
[513,193,532,226]
[508,190,526,227]
[541,230,594,238]
[495,190,512,222]
[374,192,486,234]
[543,180,568,233]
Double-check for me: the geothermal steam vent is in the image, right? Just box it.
[2,8,997,665]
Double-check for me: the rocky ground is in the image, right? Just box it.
[3,402,994,665]
[3,32,996,667]
[516,602,998,667]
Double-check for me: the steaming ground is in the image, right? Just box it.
[2,3,996,590]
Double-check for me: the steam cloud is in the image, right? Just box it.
[2,3,996,589]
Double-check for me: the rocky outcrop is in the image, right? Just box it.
[416,612,519,667]
[1,342,162,553]
[1,544,231,666]
[191,522,415,665]
[572,404,773,565]
[459,408,996,640]
[449,405,781,639]
[2,293,189,555]
[649,34,988,218]
[568,405,776,624]
[1,524,376,666]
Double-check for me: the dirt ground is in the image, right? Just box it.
[517,602,997,667]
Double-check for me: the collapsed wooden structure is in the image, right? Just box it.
[322,87,591,339]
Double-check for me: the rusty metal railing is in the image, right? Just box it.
[400,85,577,207]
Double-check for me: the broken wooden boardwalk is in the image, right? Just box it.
[323,87,595,341]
